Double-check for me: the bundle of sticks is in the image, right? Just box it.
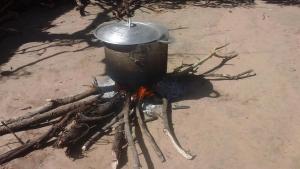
[0,44,256,168]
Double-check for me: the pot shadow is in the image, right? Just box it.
[177,75,220,101]
[176,75,220,101]
[156,74,220,102]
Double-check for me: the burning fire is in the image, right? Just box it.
[136,86,154,101]
[116,84,154,102]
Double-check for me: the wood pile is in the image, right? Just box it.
[0,45,255,168]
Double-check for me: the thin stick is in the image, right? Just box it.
[123,96,140,169]
[111,123,124,169]
[0,95,100,136]
[204,69,256,80]
[76,111,116,123]
[161,98,193,160]
[136,104,165,162]
[55,122,91,148]
[3,86,101,125]
[0,112,73,165]
[0,121,24,145]
[172,43,230,76]
[81,111,125,151]
[81,91,129,151]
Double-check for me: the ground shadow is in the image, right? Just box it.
[137,0,299,9]
[1,0,297,76]
[146,72,220,104]
[261,0,300,5]
[0,1,113,69]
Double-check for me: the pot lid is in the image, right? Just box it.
[93,20,168,45]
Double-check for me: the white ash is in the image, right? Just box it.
[141,103,162,117]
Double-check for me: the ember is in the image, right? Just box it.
[0,44,255,168]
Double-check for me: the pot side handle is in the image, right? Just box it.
[158,36,175,44]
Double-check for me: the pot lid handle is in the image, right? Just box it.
[127,17,135,28]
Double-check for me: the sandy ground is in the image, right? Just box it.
[0,1,300,169]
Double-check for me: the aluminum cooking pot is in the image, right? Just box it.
[94,20,171,88]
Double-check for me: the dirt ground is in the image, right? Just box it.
[0,1,300,169]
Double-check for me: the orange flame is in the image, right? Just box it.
[136,86,154,101]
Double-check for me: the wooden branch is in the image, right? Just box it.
[0,112,73,165]
[0,121,24,145]
[200,55,235,75]
[112,123,124,169]
[161,98,193,160]
[203,69,256,80]
[0,95,101,136]
[171,43,230,76]
[76,93,124,123]
[48,86,101,105]
[76,111,116,123]
[143,116,158,123]
[136,104,165,162]
[123,96,140,169]
[80,92,127,151]
[3,86,101,125]
[55,122,90,148]
[81,109,126,151]
[4,102,54,125]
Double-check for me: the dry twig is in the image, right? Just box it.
[203,69,256,80]
[171,43,231,76]
[0,121,24,145]
[0,95,101,136]
[171,43,256,81]
[136,103,165,162]
[0,112,73,165]
[111,123,125,169]
[3,86,101,125]
[123,96,140,169]
[161,98,193,160]
[81,108,125,151]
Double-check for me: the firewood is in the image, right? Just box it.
[111,123,124,169]
[161,98,193,160]
[170,44,256,80]
[0,112,73,165]
[203,69,256,80]
[55,121,91,148]
[0,121,24,145]
[123,95,141,169]
[3,86,101,125]
[136,103,165,162]
[0,95,101,136]
[0,43,256,167]
[75,93,125,123]
[171,43,232,76]
[81,106,126,151]
[76,111,116,123]
[55,94,125,149]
